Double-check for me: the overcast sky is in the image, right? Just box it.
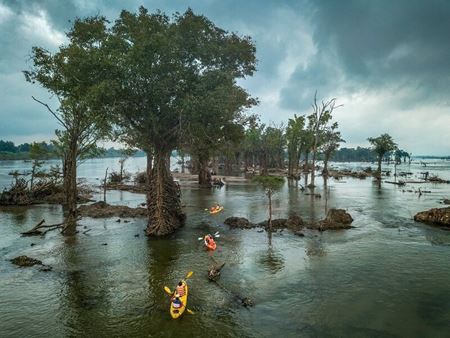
[0,0,449,155]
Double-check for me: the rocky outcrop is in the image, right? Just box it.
[257,214,304,230]
[310,208,354,231]
[414,207,450,227]
[225,210,353,232]
[10,255,42,267]
[78,201,147,218]
[10,255,52,271]
[224,217,256,229]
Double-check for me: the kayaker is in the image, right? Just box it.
[205,234,216,247]
[176,282,185,297]
[172,296,183,309]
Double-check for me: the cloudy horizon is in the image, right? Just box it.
[0,0,449,155]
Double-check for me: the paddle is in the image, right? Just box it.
[198,232,220,240]
[164,286,172,295]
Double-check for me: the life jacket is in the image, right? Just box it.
[176,285,185,297]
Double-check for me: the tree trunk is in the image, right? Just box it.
[180,153,185,174]
[268,190,272,231]
[146,149,185,236]
[63,140,77,218]
[260,151,268,175]
[225,155,233,176]
[376,156,382,180]
[287,158,292,176]
[198,154,211,187]
[304,151,309,172]
[119,160,124,182]
[310,144,317,188]
[322,154,329,176]
[146,150,153,203]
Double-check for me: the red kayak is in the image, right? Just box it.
[204,235,217,251]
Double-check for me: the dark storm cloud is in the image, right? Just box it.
[280,0,450,110]
[0,0,449,154]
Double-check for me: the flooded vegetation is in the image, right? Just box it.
[1,3,450,337]
[1,157,450,337]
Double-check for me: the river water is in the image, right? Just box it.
[1,158,449,337]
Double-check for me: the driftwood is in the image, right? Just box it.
[208,262,226,281]
[21,218,78,236]
[207,263,253,307]
[385,180,406,186]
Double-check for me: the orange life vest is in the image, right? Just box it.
[176,285,185,297]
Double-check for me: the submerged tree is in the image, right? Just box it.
[108,7,256,235]
[252,175,284,231]
[320,123,345,175]
[367,133,397,179]
[286,114,305,177]
[24,17,114,227]
[308,92,342,188]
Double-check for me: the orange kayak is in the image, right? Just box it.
[204,236,217,251]
[209,206,224,215]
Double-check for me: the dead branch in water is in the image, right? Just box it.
[21,217,79,236]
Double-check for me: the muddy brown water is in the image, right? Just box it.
[1,158,450,337]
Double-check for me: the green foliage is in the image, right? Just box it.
[252,175,284,193]
[367,134,397,158]
[319,123,345,159]
[29,142,51,160]
[108,7,256,155]
[262,125,286,168]
[24,15,114,163]
[331,147,377,162]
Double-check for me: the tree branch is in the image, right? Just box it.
[32,96,68,129]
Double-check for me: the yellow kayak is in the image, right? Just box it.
[209,206,224,215]
[170,281,188,319]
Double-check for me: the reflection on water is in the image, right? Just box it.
[0,158,450,337]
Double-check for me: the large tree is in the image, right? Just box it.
[108,7,256,236]
[183,72,255,186]
[24,17,114,227]
[367,133,397,179]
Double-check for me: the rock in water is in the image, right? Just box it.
[286,214,304,230]
[224,217,255,229]
[311,208,354,230]
[10,255,42,267]
[414,207,450,227]
[325,208,354,224]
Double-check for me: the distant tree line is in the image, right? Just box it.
[0,140,146,160]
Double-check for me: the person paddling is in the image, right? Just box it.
[176,281,185,297]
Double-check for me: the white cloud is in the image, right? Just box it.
[20,9,66,47]
[0,2,13,24]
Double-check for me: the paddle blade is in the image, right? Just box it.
[185,271,194,279]
[187,309,195,315]
[198,237,203,240]
[214,234,220,238]
[164,286,172,295]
